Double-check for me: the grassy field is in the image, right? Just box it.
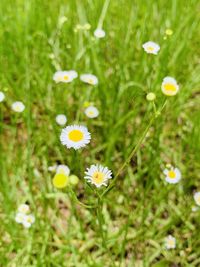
[1,0,200,266]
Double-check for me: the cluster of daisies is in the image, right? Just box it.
[0,92,25,113]
[15,204,35,228]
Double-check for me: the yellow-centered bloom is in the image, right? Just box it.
[60,125,91,150]
[84,164,112,188]
[161,77,179,96]
[163,166,181,184]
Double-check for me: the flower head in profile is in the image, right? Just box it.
[142,41,160,55]
[80,74,98,85]
[60,125,91,150]
[94,28,106,38]
[163,166,181,184]
[52,173,69,189]
[11,101,25,113]
[194,192,200,206]
[161,77,179,96]
[0,91,5,102]
[84,164,112,188]
[85,106,99,118]
[56,114,67,126]
[53,70,78,83]
[165,235,176,249]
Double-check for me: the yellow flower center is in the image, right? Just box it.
[63,75,69,81]
[53,173,68,188]
[147,46,154,52]
[164,83,176,92]
[27,217,32,223]
[92,171,104,184]
[68,130,84,142]
[88,78,94,84]
[88,111,94,115]
[168,170,176,179]
[168,239,175,246]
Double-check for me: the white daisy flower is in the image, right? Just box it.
[142,41,160,55]
[18,204,30,214]
[56,114,67,126]
[15,212,26,224]
[80,74,98,85]
[11,101,25,113]
[84,164,112,188]
[84,106,99,118]
[60,125,91,150]
[0,91,5,102]
[163,167,181,184]
[194,192,200,206]
[165,235,176,249]
[53,70,78,83]
[94,28,106,38]
[22,214,35,228]
[161,77,179,96]
[56,164,70,176]
[48,164,58,172]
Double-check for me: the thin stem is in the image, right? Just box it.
[101,100,167,197]
[97,0,111,29]
[96,194,107,248]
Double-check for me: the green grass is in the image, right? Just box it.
[1,0,200,266]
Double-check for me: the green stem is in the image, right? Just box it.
[97,0,111,29]
[101,100,167,198]
[96,194,107,248]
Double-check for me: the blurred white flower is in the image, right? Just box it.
[80,74,98,85]
[11,101,25,113]
[163,166,181,184]
[15,204,35,229]
[142,41,160,55]
[48,165,57,172]
[53,70,78,83]
[165,235,176,249]
[84,106,99,118]
[22,214,35,228]
[94,28,106,38]
[56,114,67,126]
[56,164,70,176]
[194,192,200,206]
[15,212,26,224]
[161,77,179,96]
[18,204,30,214]
[0,91,5,102]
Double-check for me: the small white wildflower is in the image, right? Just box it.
[60,125,91,150]
[84,106,99,118]
[84,164,112,188]
[142,41,160,55]
[94,28,106,38]
[11,101,25,113]
[56,114,67,126]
